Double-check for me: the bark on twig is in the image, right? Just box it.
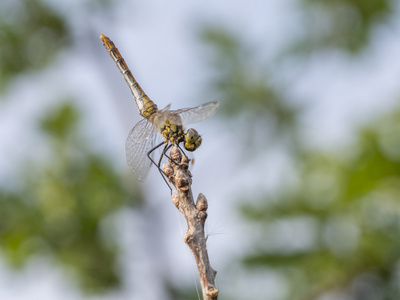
[163,146,219,300]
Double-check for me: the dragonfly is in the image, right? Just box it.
[100,33,219,189]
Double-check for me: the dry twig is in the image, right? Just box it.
[163,146,219,300]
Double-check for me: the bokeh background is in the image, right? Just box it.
[1,0,400,299]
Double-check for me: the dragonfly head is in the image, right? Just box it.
[184,128,202,152]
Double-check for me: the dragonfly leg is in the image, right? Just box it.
[147,141,165,165]
[159,143,173,166]
[147,141,173,194]
[177,144,191,164]
[161,144,188,166]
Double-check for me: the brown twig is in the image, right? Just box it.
[163,146,219,300]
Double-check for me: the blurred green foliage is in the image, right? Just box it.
[167,285,205,300]
[200,1,399,299]
[241,107,400,300]
[0,0,69,91]
[200,28,299,148]
[296,0,395,53]
[0,103,142,292]
[0,0,141,292]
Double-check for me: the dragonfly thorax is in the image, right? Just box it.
[159,117,186,145]
[159,117,202,152]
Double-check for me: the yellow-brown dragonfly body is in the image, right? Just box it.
[100,33,219,183]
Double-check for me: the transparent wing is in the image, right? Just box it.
[130,118,157,143]
[126,120,159,181]
[125,104,172,181]
[172,101,219,125]
[151,104,171,129]
[131,104,170,143]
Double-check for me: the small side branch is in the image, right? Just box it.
[163,146,218,300]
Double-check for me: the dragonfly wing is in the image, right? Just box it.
[173,101,219,125]
[126,121,159,181]
[151,104,171,129]
[130,118,156,143]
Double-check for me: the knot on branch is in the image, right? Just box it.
[183,231,195,244]
[175,169,190,190]
[207,286,219,299]
[163,146,192,190]
[169,146,182,165]
[163,163,173,178]
[196,193,208,211]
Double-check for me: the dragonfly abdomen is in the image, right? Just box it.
[100,33,158,119]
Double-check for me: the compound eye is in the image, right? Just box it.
[184,128,200,151]
[187,128,199,142]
